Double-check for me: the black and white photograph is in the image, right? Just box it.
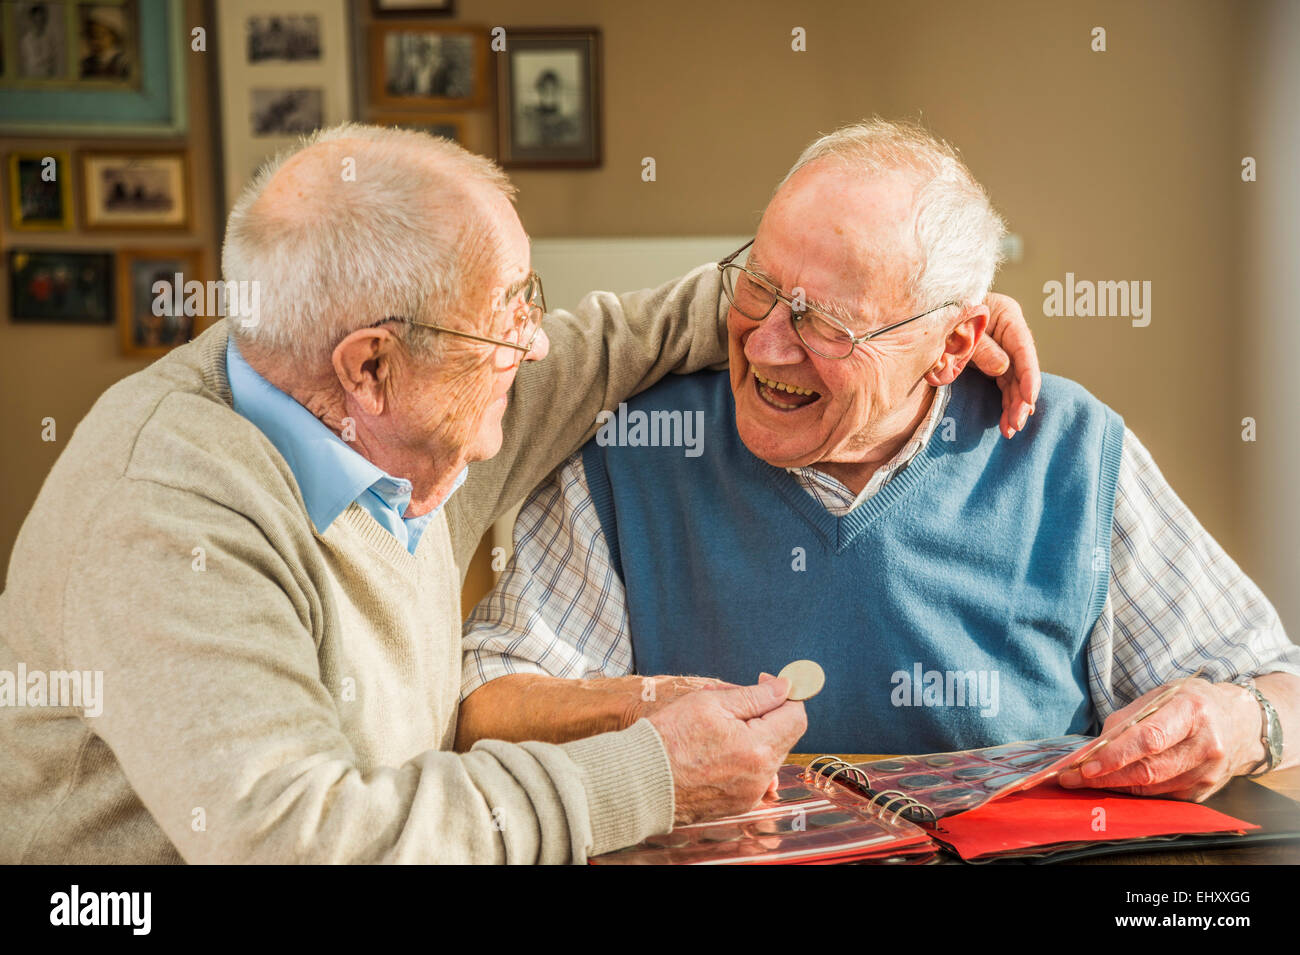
[384,32,471,98]
[250,86,324,135]
[369,23,485,108]
[15,1,66,80]
[512,52,583,149]
[80,150,188,228]
[246,14,321,63]
[497,29,601,167]
[76,1,137,82]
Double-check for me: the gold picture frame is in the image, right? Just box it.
[7,150,74,230]
[80,149,189,230]
[116,246,206,357]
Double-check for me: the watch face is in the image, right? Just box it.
[1266,704,1284,749]
[1257,691,1284,770]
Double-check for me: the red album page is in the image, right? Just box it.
[934,782,1257,860]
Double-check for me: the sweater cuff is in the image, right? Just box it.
[561,718,675,857]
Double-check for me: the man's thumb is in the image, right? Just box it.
[715,678,789,720]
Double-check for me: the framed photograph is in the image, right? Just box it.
[117,247,205,356]
[215,0,353,210]
[246,14,321,63]
[369,111,467,146]
[370,0,454,16]
[11,1,70,82]
[80,150,188,230]
[8,151,74,230]
[369,22,488,109]
[250,87,324,136]
[8,249,114,324]
[76,0,139,84]
[497,28,602,168]
[0,0,185,136]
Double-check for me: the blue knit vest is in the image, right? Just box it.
[581,370,1124,753]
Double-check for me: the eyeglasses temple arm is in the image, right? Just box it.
[860,301,958,342]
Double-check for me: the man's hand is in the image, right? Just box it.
[1057,680,1266,802]
[648,676,806,825]
[970,292,1041,440]
[631,675,735,721]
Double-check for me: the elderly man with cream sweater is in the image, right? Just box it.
[0,124,1036,864]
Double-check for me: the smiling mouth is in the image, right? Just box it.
[750,363,821,410]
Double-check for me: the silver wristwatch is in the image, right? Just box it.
[1237,677,1283,777]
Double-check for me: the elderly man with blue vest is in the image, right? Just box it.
[460,119,1300,803]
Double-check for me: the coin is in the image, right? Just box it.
[952,765,999,780]
[869,760,908,773]
[896,774,946,790]
[778,659,825,701]
[644,831,690,848]
[807,811,856,829]
[696,826,744,843]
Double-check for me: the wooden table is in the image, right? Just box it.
[787,754,1300,864]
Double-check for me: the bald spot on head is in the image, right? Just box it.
[252,137,487,247]
[244,135,514,357]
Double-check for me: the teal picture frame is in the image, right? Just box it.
[0,0,187,136]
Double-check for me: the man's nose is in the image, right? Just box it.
[744,304,805,364]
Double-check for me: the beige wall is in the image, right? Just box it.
[4,1,1289,634]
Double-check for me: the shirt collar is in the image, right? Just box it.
[225,337,466,533]
[788,383,951,512]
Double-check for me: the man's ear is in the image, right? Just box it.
[924,304,989,387]
[332,328,400,416]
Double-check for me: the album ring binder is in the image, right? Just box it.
[804,671,1207,825]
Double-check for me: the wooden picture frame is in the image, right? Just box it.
[8,150,74,230]
[370,0,454,16]
[79,148,189,230]
[8,249,114,324]
[369,111,468,147]
[369,22,488,110]
[116,247,205,356]
[496,28,602,169]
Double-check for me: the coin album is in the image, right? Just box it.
[590,762,939,865]
[591,676,1278,864]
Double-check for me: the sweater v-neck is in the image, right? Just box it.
[333,503,430,574]
[731,391,958,554]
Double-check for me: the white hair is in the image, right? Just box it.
[778,118,1007,309]
[222,122,516,364]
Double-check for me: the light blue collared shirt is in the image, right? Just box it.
[226,338,466,555]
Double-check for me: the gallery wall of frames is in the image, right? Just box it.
[0,0,604,599]
[0,0,602,357]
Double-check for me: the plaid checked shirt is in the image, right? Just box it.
[462,385,1300,720]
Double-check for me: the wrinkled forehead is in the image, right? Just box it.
[462,185,530,288]
[754,163,920,306]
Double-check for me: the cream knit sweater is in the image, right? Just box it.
[0,266,728,863]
